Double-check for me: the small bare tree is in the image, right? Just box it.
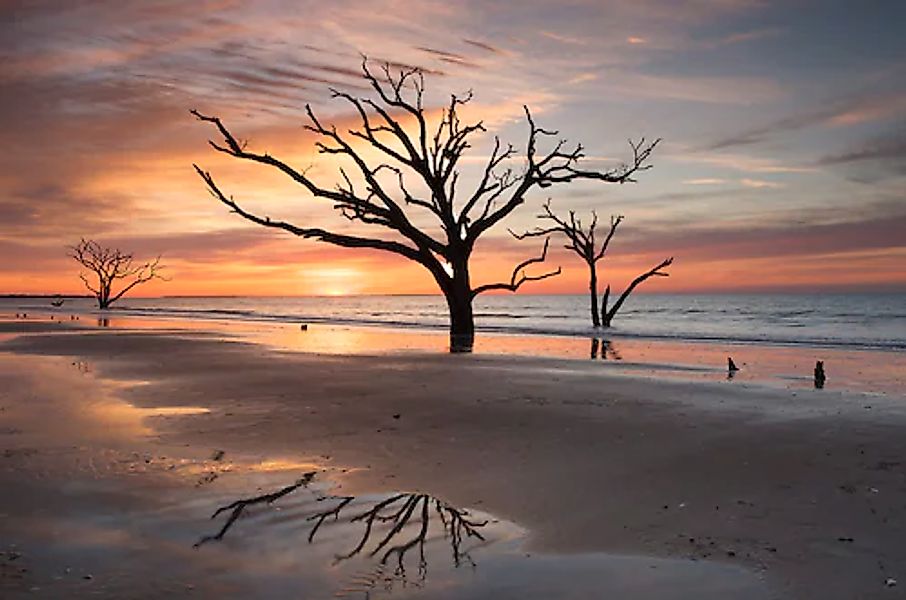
[193,59,658,352]
[513,201,672,327]
[69,238,165,309]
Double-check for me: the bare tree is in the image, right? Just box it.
[69,238,165,309]
[514,201,672,327]
[192,58,658,352]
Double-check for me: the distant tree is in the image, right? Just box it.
[513,201,672,327]
[69,238,165,309]
[192,59,658,352]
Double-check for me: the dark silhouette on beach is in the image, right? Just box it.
[814,361,826,389]
[193,58,658,352]
[514,201,671,328]
[69,239,165,309]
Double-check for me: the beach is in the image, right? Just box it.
[2,314,905,598]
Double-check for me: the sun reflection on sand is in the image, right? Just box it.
[245,323,906,396]
[3,313,904,396]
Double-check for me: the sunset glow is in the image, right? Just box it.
[1,1,904,295]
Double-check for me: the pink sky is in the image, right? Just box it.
[1,1,904,295]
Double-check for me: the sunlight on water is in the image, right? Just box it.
[4,293,904,350]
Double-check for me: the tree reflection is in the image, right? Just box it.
[195,473,488,588]
[590,338,622,360]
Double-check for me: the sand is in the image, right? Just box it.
[1,317,905,598]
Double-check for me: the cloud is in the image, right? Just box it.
[568,73,598,85]
[610,208,906,263]
[712,27,783,46]
[680,177,788,189]
[462,38,505,54]
[740,178,784,189]
[705,92,906,150]
[683,178,726,185]
[669,149,815,174]
[817,129,906,174]
[1,0,904,294]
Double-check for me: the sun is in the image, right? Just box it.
[305,267,364,297]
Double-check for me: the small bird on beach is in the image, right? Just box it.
[814,361,826,389]
[728,357,740,372]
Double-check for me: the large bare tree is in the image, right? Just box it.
[69,238,165,309]
[514,201,672,327]
[192,59,658,351]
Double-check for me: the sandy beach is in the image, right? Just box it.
[1,315,905,599]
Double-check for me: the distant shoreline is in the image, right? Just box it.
[0,294,92,299]
[2,290,906,299]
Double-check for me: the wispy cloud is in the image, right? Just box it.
[712,27,784,46]
[1,0,904,293]
[670,149,815,174]
[818,130,906,167]
[705,92,906,150]
[740,178,784,189]
[683,178,726,185]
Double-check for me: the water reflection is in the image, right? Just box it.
[195,474,490,592]
[590,338,622,360]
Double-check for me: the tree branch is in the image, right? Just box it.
[466,110,660,244]
[471,237,561,297]
[194,165,428,264]
[604,257,673,324]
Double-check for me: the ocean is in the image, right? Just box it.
[3,293,904,352]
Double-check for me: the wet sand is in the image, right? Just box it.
[2,317,906,598]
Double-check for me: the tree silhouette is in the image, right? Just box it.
[513,201,672,327]
[193,58,658,351]
[69,238,165,309]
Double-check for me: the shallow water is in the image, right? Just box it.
[9,312,901,396]
[0,351,777,599]
[4,471,776,599]
[4,292,905,350]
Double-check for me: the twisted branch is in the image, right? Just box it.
[471,238,561,297]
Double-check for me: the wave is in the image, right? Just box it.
[7,294,904,353]
[96,304,906,352]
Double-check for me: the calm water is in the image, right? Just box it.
[3,293,905,351]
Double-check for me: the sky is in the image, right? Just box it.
[1,0,904,296]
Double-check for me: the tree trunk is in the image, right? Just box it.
[445,261,475,353]
[601,285,611,328]
[98,282,110,310]
[447,292,475,353]
[589,261,600,327]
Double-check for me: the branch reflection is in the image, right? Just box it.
[195,473,489,590]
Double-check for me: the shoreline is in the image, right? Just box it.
[3,310,904,398]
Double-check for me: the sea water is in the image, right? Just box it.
[4,293,904,351]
